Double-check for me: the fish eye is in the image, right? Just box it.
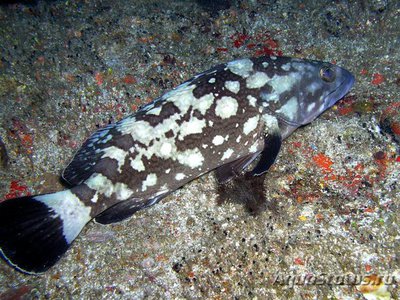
[320,66,336,83]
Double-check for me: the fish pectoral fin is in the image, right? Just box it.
[214,152,261,184]
[247,131,282,176]
[94,192,170,224]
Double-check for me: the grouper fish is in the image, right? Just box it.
[0,56,354,273]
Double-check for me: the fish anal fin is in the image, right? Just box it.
[94,192,170,225]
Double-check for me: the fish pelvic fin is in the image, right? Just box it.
[0,189,92,274]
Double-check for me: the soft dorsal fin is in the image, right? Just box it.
[62,124,116,186]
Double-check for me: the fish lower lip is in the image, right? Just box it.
[327,76,354,107]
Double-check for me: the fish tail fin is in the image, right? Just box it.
[0,189,92,274]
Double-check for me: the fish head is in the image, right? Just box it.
[305,62,355,122]
[260,58,355,127]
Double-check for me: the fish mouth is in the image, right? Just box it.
[326,68,355,108]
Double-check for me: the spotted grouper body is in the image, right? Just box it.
[0,56,354,273]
